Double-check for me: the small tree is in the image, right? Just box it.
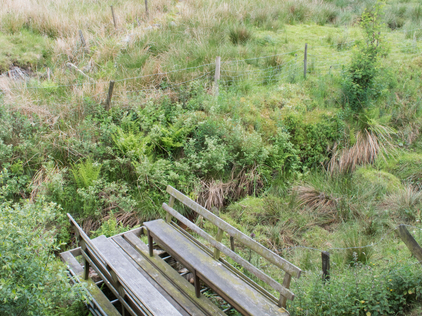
[343,1,387,112]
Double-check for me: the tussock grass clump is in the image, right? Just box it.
[343,227,374,265]
[228,25,253,45]
[293,185,338,216]
[381,185,422,221]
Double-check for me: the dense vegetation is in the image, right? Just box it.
[1,0,422,314]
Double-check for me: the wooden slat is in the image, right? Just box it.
[144,219,290,316]
[91,235,183,316]
[80,247,141,316]
[169,222,278,305]
[162,204,295,301]
[165,186,301,278]
[122,232,226,316]
[112,235,206,316]
[60,251,121,316]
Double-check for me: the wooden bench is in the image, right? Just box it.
[67,214,182,316]
[144,185,302,316]
[65,213,227,316]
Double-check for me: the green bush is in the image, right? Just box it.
[342,1,386,112]
[0,200,86,315]
[283,113,345,167]
[289,261,422,315]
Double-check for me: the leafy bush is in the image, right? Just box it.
[267,128,301,177]
[185,136,231,177]
[342,1,387,112]
[76,179,137,218]
[284,113,345,167]
[289,261,422,315]
[0,163,31,202]
[0,200,86,315]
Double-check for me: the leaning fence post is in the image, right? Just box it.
[145,0,149,18]
[214,56,221,96]
[79,30,87,48]
[322,251,330,282]
[304,43,308,79]
[111,5,117,29]
[396,224,422,265]
[105,80,115,111]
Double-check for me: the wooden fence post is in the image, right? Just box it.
[145,0,149,18]
[111,5,117,29]
[105,80,115,111]
[322,251,330,282]
[214,56,221,96]
[79,30,87,48]
[396,224,422,264]
[304,43,308,79]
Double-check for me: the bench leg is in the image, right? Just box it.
[147,230,153,257]
[83,258,90,280]
[193,270,200,298]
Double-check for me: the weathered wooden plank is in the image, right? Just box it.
[91,235,183,316]
[80,247,140,316]
[162,204,295,301]
[144,219,290,316]
[123,232,226,316]
[165,186,301,278]
[169,222,278,305]
[60,251,121,316]
[60,251,83,276]
[113,235,205,316]
[279,273,292,308]
[396,224,422,264]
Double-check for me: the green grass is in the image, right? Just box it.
[0,30,51,72]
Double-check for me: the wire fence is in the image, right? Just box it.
[277,224,422,254]
[1,26,422,102]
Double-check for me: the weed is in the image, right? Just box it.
[71,158,101,189]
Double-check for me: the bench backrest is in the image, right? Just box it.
[164,185,301,307]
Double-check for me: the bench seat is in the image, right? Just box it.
[144,219,289,316]
[91,235,183,316]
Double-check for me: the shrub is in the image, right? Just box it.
[0,200,86,315]
[185,136,231,177]
[283,113,345,167]
[342,1,387,112]
[289,260,422,315]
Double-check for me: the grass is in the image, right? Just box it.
[0,30,51,72]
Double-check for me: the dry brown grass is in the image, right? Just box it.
[197,165,264,209]
[293,185,338,214]
[328,128,395,174]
